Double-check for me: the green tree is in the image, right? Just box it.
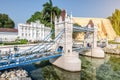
[42,0,61,27]
[73,23,82,27]
[108,9,120,36]
[27,0,61,28]
[0,13,15,28]
[73,23,82,39]
[27,12,43,23]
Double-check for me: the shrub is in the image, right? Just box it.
[19,39,28,44]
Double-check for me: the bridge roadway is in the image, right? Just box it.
[73,26,94,32]
[0,51,62,70]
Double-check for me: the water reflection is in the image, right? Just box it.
[80,54,120,80]
[85,57,105,68]
[54,66,80,80]
[25,60,80,80]
[30,68,43,80]
[79,52,108,80]
[22,54,120,80]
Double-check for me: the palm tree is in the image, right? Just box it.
[42,0,61,27]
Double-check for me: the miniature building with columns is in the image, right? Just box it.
[18,21,51,42]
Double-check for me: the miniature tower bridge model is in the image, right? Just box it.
[50,11,81,72]
[0,11,105,72]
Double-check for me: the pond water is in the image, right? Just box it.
[22,54,120,80]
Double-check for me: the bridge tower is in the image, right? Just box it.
[50,10,81,72]
[84,20,105,58]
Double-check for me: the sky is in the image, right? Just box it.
[0,0,120,28]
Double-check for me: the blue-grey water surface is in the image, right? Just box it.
[22,54,120,80]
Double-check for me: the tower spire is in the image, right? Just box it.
[70,12,72,18]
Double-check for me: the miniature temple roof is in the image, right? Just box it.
[61,9,66,21]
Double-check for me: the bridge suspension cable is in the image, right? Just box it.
[19,30,54,54]
[32,28,65,53]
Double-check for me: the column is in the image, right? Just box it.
[93,26,97,48]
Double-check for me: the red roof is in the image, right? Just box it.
[87,20,94,27]
[61,9,66,21]
[0,28,18,32]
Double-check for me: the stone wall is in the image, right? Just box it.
[72,17,117,40]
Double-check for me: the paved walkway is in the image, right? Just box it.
[0,44,38,54]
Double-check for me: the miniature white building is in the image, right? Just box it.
[0,28,18,42]
[18,21,51,42]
